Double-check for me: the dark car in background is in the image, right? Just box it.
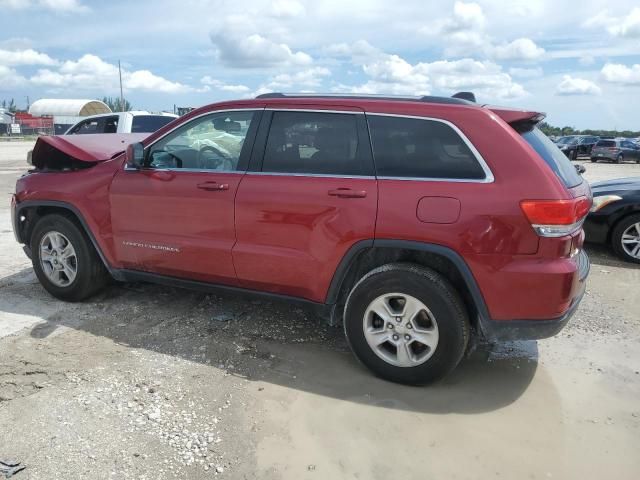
[555,136,580,160]
[585,177,640,263]
[556,135,599,160]
[591,139,640,163]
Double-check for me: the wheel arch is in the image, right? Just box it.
[606,205,640,244]
[326,239,491,329]
[15,200,115,275]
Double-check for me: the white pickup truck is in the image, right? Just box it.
[65,111,178,135]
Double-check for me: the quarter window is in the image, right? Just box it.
[262,111,363,175]
[148,111,256,171]
[367,115,486,180]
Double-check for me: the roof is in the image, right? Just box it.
[29,99,112,117]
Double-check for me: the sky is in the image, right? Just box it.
[0,0,639,130]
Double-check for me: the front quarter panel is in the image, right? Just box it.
[15,157,123,267]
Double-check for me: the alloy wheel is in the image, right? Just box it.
[621,222,640,259]
[39,231,78,287]
[362,293,439,367]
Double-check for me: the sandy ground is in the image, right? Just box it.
[0,141,639,479]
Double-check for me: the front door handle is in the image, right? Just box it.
[197,182,229,191]
[328,188,367,198]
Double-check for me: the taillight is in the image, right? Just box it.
[520,197,591,237]
[608,147,619,151]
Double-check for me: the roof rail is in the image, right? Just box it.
[255,92,476,106]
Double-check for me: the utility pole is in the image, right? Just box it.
[26,96,30,111]
[118,60,125,112]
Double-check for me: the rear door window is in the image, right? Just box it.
[520,127,582,188]
[367,115,487,180]
[262,111,364,175]
[132,115,176,133]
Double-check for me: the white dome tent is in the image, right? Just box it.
[29,99,112,134]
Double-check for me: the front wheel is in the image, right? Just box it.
[615,153,623,164]
[31,214,110,301]
[611,214,640,264]
[343,264,470,385]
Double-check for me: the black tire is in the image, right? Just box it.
[343,263,470,385]
[611,214,640,264]
[590,157,598,163]
[571,149,577,160]
[615,153,623,164]
[30,214,110,301]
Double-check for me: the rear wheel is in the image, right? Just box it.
[611,214,640,264]
[590,157,598,163]
[31,214,110,301]
[615,153,623,164]
[571,149,578,160]
[343,263,470,385]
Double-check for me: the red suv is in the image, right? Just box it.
[12,93,591,385]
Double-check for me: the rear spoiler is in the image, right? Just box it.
[487,106,546,131]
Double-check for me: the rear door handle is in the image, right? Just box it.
[197,182,229,191]
[328,188,367,198]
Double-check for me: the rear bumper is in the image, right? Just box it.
[591,153,617,161]
[478,250,589,341]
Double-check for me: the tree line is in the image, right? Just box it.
[538,121,639,139]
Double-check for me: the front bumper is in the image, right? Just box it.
[479,250,590,341]
[10,195,20,242]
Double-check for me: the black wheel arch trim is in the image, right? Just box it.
[14,199,118,278]
[326,238,492,323]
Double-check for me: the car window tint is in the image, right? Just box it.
[262,111,362,175]
[367,115,486,179]
[521,127,582,188]
[148,111,256,171]
[596,140,615,147]
[132,115,176,133]
[103,116,118,133]
[72,118,104,134]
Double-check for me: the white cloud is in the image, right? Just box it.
[31,54,190,93]
[584,8,640,38]
[0,64,27,90]
[509,66,543,78]
[0,0,87,11]
[200,76,250,93]
[490,38,545,61]
[270,0,305,18]
[209,15,312,68]
[431,1,489,57]
[267,67,331,89]
[330,41,527,100]
[601,63,640,85]
[0,48,58,66]
[425,2,544,62]
[426,59,527,99]
[555,75,601,96]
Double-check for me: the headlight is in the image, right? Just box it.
[590,195,622,212]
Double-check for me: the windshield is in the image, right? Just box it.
[556,137,571,144]
[131,115,176,133]
[521,128,583,188]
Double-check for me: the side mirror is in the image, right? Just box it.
[126,142,145,169]
[575,164,586,175]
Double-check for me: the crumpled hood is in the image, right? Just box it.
[31,133,148,168]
